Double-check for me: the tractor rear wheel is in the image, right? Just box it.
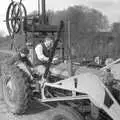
[49,104,84,120]
[2,64,31,114]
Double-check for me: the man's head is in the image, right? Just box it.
[44,37,53,49]
[19,47,29,57]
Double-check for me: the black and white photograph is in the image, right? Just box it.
[0,0,120,120]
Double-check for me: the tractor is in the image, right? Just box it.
[1,0,120,120]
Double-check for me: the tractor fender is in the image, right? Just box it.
[53,72,120,120]
[75,73,120,120]
[76,73,105,107]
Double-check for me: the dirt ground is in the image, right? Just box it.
[0,98,56,120]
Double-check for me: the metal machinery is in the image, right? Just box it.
[6,0,64,60]
[4,0,120,120]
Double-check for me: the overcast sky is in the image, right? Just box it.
[0,0,120,36]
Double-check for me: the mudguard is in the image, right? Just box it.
[49,73,120,120]
[76,73,120,120]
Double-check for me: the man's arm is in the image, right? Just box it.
[35,44,49,61]
[23,57,33,67]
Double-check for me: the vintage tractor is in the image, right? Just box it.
[1,0,120,120]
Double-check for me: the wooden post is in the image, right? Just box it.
[68,21,76,96]
[62,29,65,62]
[68,20,73,76]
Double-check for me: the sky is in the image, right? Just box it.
[0,0,120,36]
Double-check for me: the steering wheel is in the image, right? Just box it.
[6,0,27,36]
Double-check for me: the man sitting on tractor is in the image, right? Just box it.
[34,36,55,76]
[34,36,69,78]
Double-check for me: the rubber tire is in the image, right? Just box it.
[1,64,31,114]
[49,104,84,120]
